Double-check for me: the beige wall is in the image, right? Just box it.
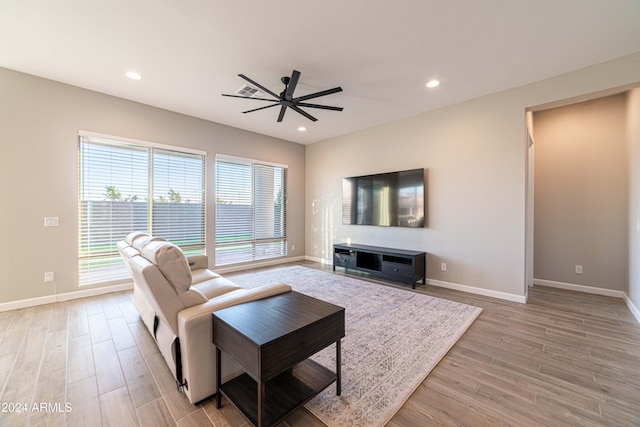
[306,52,640,301]
[306,95,527,299]
[0,67,305,305]
[628,88,640,308]
[2,52,640,306]
[533,94,628,290]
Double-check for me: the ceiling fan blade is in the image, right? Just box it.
[296,102,344,111]
[293,86,342,102]
[290,106,317,122]
[222,94,278,102]
[277,105,287,122]
[238,74,280,99]
[284,70,300,101]
[242,103,280,114]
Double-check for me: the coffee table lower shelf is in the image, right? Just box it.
[219,359,336,427]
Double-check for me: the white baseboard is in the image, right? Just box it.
[0,295,57,312]
[1,257,308,313]
[305,255,330,264]
[0,282,134,313]
[310,257,527,303]
[534,278,640,325]
[533,278,625,298]
[623,294,640,325]
[426,278,527,304]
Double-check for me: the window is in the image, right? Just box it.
[215,155,287,266]
[78,133,205,286]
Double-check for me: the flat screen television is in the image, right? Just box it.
[342,168,425,228]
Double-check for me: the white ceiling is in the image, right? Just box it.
[2,1,640,145]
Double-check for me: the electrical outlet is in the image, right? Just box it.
[44,272,55,282]
[44,217,59,227]
[440,262,447,272]
[291,244,296,252]
[575,265,583,274]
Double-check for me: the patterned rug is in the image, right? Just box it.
[228,265,482,427]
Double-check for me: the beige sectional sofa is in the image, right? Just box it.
[118,232,291,403]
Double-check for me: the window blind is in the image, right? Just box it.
[152,148,206,256]
[214,156,287,266]
[78,135,205,286]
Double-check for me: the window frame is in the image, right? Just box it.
[214,154,288,267]
[78,131,206,286]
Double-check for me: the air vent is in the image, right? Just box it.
[235,85,265,98]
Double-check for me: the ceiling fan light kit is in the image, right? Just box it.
[222,69,343,123]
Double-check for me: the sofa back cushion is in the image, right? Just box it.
[142,241,193,293]
[130,255,185,335]
[125,231,149,246]
[119,245,140,260]
[132,234,166,251]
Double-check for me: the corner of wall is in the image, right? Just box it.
[627,88,640,309]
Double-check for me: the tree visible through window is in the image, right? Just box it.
[78,134,205,286]
[215,155,287,266]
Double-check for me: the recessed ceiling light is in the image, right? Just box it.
[126,71,142,80]
[426,80,440,88]
[298,126,306,132]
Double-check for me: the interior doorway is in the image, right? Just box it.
[525,93,629,298]
[524,125,535,299]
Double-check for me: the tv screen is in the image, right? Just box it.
[342,168,424,227]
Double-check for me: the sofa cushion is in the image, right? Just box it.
[191,269,221,285]
[142,241,192,294]
[193,276,242,299]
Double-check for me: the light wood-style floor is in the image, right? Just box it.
[1,261,639,426]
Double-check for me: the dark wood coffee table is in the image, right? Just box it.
[212,291,345,427]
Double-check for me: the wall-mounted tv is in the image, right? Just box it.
[342,168,425,228]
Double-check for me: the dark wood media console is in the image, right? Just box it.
[333,243,426,289]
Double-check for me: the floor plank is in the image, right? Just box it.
[0,263,639,426]
[99,386,138,427]
[66,376,101,427]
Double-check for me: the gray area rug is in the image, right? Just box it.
[229,265,482,427]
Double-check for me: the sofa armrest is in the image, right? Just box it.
[178,282,292,330]
[186,255,209,271]
[175,282,291,403]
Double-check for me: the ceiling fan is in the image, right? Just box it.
[222,70,343,123]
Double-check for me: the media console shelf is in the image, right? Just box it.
[333,243,426,289]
